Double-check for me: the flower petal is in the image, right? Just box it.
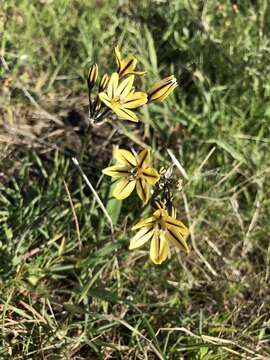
[117,75,134,98]
[102,165,130,178]
[148,76,174,93]
[99,92,113,108]
[114,46,122,72]
[148,76,178,102]
[114,148,137,167]
[136,178,150,203]
[108,72,119,98]
[164,217,189,236]
[171,207,177,219]
[119,56,137,77]
[126,70,146,76]
[113,106,138,122]
[99,73,109,92]
[113,178,136,200]
[137,149,151,168]
[141,167,160,185]
[155,83,178,102]
[150,230,169,264]
[165,226,190,253]
[153,208,168,219]
[87,63,98,88]
[123,92,148,109]
[129,226,154,250]
[132,216,155,230]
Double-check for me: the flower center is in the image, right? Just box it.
[111,95,124,106]
[153,210,167,230]
[128,167,143,181]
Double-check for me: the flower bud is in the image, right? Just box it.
[147,75,178,102]
[98,73,109,92]
[93,98,102,113]
[87,63,98,89]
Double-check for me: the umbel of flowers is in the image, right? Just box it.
[87,46,189,265]
[86,46,179,124]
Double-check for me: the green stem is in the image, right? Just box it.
[79,123,92,162]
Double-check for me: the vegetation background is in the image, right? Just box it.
[1,0,270,358]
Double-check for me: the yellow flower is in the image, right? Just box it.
[99,72,147,122]
[115,46,146,78]
[129,204,189,265]
[147,75,178,102]
[98,73,109,92]
[102,148,160,203]
[87,63,98,89]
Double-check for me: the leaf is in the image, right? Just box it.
[90,287,119,303]
[207,139,246,163]
[144,26,158,73]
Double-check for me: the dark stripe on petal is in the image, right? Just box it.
[149,81,176,100]
[141,170,158,179]
[120,180,132,193]
[167,228,185,250]
[120,107,136,119]
[116,59,121,73]
[158,82,176,97]
[112,169,130,174]
[137,227,153,241]
[165,219,186,229]
[148,82,170,97]
[119,59,134,76]
[124,97,145,104]
[157,232,160,257]
[139,178,146,201]
[139,151,148,167]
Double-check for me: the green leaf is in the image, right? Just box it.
[207,139,246,163]
[106,184,122,226]
[144,26,158,73]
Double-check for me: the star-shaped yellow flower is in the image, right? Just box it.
[147,75,178,102]
[114,46,146,78]
[129,204,189,264]
[102,148,160,203]
[99,72,148,122]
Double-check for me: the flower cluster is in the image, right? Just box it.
[86,46,179,124]
[86,46,189,265]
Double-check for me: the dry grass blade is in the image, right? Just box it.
[72,157,114,234]
[167,148,189,180]
[182,191,218,277]
[20,233,64,261]
[63,179,82,250]
[156,327,266,359]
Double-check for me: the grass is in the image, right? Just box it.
[1,0,270,358]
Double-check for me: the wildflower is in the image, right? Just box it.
[115,46,145,78]
[87,63,98,89]
[129,204,189,264]
[147,75,178,102]
[99,73,109,92]
[99,72,147,122]
[102,148,160,203]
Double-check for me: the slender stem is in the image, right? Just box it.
[95,108,110,122]
[79,123,92,162]
[87,80,93,117]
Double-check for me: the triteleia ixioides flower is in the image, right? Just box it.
[102,148,160,203]
[99,72,147,122]
[147,75,178,102]
[129,203,189,264]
